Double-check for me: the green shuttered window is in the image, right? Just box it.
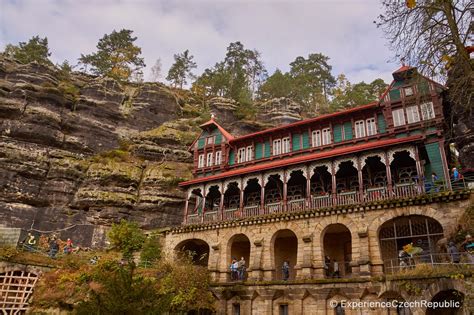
[425,143,445,180]
[229,150,235,165]
[343,121,353,140]
[292,134,301,151]
[255,143,263,159]
[302,132,309,149]
[377,114,387,133]
[264,141,271,158]
[333,124,343,143]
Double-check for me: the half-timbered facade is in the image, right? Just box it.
[180,66,451,225]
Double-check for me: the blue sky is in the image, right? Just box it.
[0,0,399,84]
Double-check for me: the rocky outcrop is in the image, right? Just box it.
[257,97,303,126]
[0,58,197,247]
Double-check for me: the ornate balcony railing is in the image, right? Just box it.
[264,202,283,214]
[336,191,360,206]
[184,177,470,225]
[287,199,305,212]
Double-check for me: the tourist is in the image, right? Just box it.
[238,257,246,281]
[282,261,290,281]
[431,173,440,192]
[22,232,37,252]
[64,238,74,254]
[399,249,410,269]
[230,258,238,281]
[333,260,340,278]
[324,256,331,277]
[452,168,460,181]
[447,241,460,263]
[48,237,59,259]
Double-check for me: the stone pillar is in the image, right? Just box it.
[255,289,276,314]
[357,158,364,201]
[288,289,307,315]
[249,240,263,281]
[356,229,371,277]
[384,151,393,196]
[297,234,313,279]
[209,243,221,282]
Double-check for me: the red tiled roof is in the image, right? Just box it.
[393,65,413,73]
[200,117,234,141]
[229,102,378,143]
[180,135,423,187]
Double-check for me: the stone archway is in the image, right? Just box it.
[175,239,210,266]
[271,229,298,280]
[322,224,352,278]
[426,290,464,315]
[228,234,251,281]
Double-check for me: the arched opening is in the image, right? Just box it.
[426,290,464,315]
[187,188,204,224]
[223,182,240,220]
[272,229,298,280]
[378,215,444,272]
[362,156,388,202]
[204,185,221,222]
[335,161,359,205]
[175,239,210,266]
[322,224,352,278]
[264,174,283,214]
[287,170,307,211]
[243,178,261,217]
[228,234,251,281]
[390,150,418,197]
[310,165,332,208]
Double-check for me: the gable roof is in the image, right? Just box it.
[180,135,422,187]
[200,117,234,141]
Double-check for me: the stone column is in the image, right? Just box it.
[209,243,221,282]
[297,234,313,279]
[384,151,393,196]
[288,289,308,315]
[356,228,371,277]
[249,240,263,281]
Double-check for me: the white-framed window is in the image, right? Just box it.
[404,86,414,97]
[273,139,282,155]
[282,137,290,154]
[245,146,253,161]
[198,154,205,168]
[420,102,435,120]
[312,130,322,147]
[406,105,420,124]
[392,108,406,127]
[355,120,366,138]
[366,118,376,136]
[237,147,246,163]
[206,136,215,145]
[322,128,331,145]
[215,151,222,165]
[206,152,213,167]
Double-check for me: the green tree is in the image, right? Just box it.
[257,69,294,100]
[166,49,197,88]
[193,41,266,103]
[140,234,161,266]
[289,53,336,114]
[108,219,146,260]
[79,29,145,81]
[3,36,52,65]
[330,76,388,111]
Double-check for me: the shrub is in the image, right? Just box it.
[140,234,161,267]
[108,219,146,260]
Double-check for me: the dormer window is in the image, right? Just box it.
[406,105,420,124]
[420,102,435,120]
[206,136,215,145]
[392,108,406,127]
[404,86,414,97]
[237,148,246,163]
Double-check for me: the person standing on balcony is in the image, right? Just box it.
[238,257,246,280]
[230,258,238,280]
[333,259,340,278]
[324,256,331,277]
[452,168,460,181]
[447,241,460,263]
[282,261,290,280]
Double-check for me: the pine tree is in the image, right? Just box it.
[79,29,145,81]
[3,36,52,65]
[166,50,197,88]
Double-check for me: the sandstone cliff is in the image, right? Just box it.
[0,58,304,247]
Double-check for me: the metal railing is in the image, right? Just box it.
[183,175,472,225]
[383,253,474,274]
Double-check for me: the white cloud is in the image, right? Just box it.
[0,0,398,84]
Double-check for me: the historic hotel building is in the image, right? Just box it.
[164,66,471,314]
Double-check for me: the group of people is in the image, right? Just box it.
[230,257,246,281]
[324,256,340,278]
[448,234,474,264]
[19,231,78,259]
